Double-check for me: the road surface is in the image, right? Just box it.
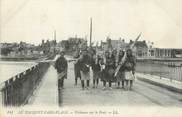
[29,57,182,107]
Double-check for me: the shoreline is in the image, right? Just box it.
[0,57,39,61]
[0,54,56,62]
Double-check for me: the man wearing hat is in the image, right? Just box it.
[55,51,68,90]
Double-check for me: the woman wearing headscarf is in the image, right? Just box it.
[115,50,125,89]
[91,53,102,88]
[123,49,136,90]
[101,51,115,90]
[79,50,92,90]
[74,58,81,86]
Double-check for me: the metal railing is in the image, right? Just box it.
[136,61,182,82]
[0,62,50,106]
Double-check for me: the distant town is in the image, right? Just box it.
[1,36,182,61]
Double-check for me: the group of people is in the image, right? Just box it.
[54,47,136,91]
[74,48,136,91]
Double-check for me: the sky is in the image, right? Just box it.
[1,0,182,48]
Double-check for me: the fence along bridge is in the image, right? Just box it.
[1,56,182,107]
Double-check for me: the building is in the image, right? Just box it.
[60,37,86,51]
[129,40,148,58]
[101,37,128,51]
[148,48,182,58]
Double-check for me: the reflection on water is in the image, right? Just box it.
[0,61,36,84]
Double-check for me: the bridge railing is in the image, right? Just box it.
[0,62,50,106]
[136,61,182,82]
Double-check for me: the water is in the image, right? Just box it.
[136,62,182,81]
[0,61,37,84]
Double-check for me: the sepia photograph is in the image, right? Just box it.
[0,0,182,117]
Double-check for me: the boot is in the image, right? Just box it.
[86,80,90,89]
[81,80,85,90]
[75,78,77,86]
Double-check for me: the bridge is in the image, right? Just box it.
[1,56,182,107]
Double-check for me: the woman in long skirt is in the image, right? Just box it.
[74,59,81,85]
[123,49,136,90]
[91,54,102,88]
[116,50,125,88]
[79,50,92,90]
[101,51,115,90]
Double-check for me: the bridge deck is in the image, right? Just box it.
[60,62,182,107]
[28,65,58,106]
[28,57,182,107]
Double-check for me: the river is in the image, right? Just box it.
[0,61,37,84]
[136,61,182,82]
[0,57,181,84]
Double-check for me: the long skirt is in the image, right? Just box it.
[80,71,90,81]
[93,70,100,80]
[74,64,81,78]
[125,71,135,80]
[100,67,115,82]
[116,71,125,82]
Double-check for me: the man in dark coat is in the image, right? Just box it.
[55,51,68,89]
